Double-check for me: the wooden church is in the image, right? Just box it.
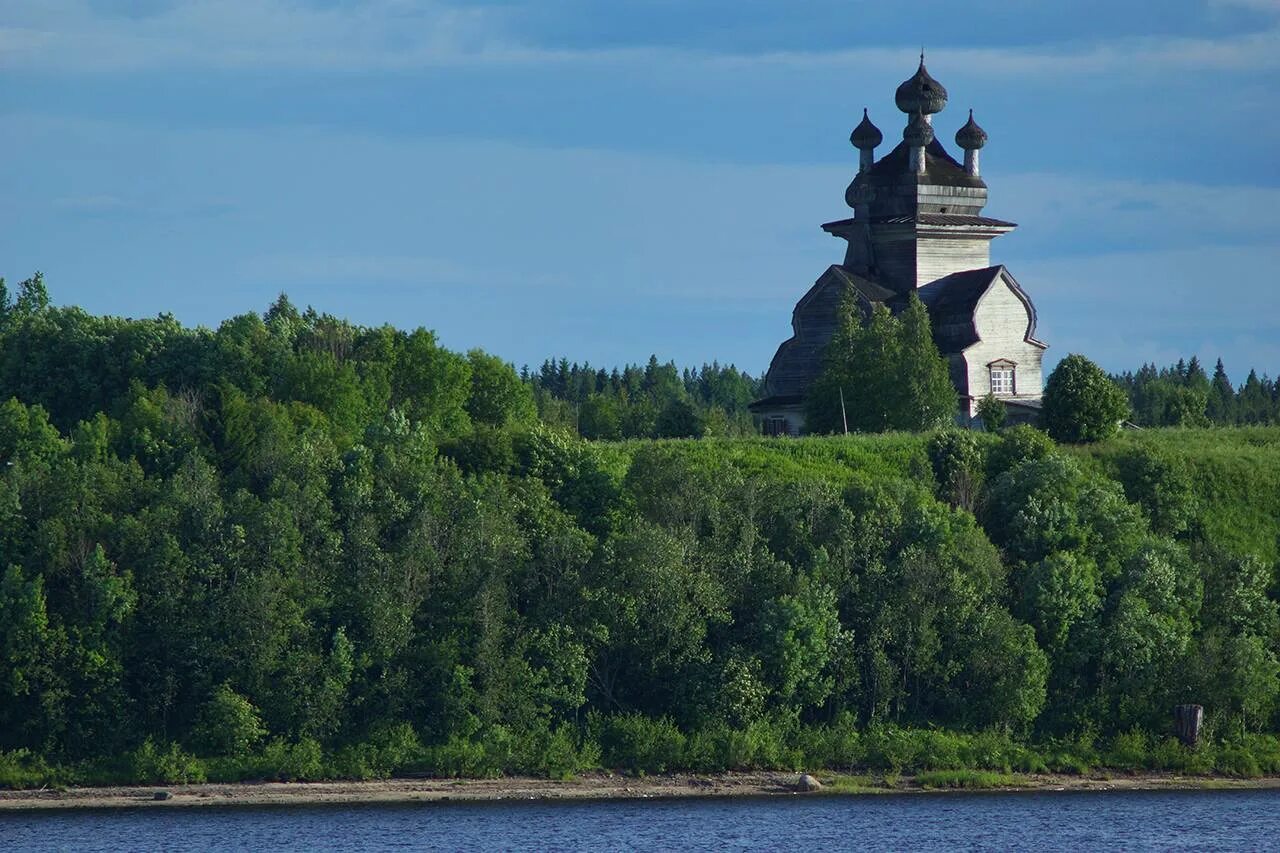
[750,58,1047,435]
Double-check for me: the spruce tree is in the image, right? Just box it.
[805,291,955,433]
[895,293,959,431]
[1208,358,1236,425]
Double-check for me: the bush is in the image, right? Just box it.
[255,737,324,782]
[794,714,862,770]
[1106,729,1151,771]
[515,723,601,779]
[424,735,496,778]
[128,739,206,785]
[862,725,923,773]
[1239,734,1280,774]
[331,723,425,780]
[0,749,61,789]
[1043,354,1130,443]
[593,713,686,775]
[987,424,1055,478]
[1217,744,1262,778]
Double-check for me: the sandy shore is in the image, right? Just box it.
[3,772,1280,811]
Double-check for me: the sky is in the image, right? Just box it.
[2,0,1279,379]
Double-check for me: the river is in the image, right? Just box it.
[3,789,1277,851]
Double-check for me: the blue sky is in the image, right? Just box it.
[2,1,1278,378]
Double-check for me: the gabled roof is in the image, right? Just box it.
[828,265,898,304]
[918,265,1046,353]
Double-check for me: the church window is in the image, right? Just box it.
[989,361,1016,395]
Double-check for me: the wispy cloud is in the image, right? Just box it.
[0,0,505,72]
[3,0,1278,74]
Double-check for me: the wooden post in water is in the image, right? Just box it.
[1174,704,1203,747]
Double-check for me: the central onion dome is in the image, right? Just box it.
[849,108,883,150]
[955,109,988,150]
[895,56,948,115]
[903,111,935,147]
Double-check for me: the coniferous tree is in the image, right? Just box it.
[1239,370,1272,424]
[805,292,955,434]
[1208,358,1236,425]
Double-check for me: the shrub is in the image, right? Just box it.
[516,723,601,779]
[1106,729,1151,771]
[862,725,922,773]
[424,735,496,778]
[1239,734,1280,774]
[256,737,324,782]
[593,713,686,775]
[0,749,60,789]
[987,424,1055,478]
[332,723,424,780]
[128,739,206,785]
[794,714,862,770]
[1217,744,1262,778]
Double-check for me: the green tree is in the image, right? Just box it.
[466,349,537,428]
[1207,358,1236,425]
[192,683,267,756]
[927,429,985,511]
[578,394,622,441]
[806,293,955,434]
[14,272,50,316]
[1042,353,1129,443]
[976,393,1006,431]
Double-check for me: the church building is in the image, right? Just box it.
[750,58,1047,435]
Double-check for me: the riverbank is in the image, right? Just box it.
[4,771,1280,811]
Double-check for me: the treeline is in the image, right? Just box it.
[523,357,761,440]
[2,276,1280,786]
[1113,356,1280,428]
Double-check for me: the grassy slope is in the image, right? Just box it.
[1066,427,1280,563]
[596,427,1280,564]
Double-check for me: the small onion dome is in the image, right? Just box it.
[895,57,948,115]
[955,109,988,150]
[903,111,934,147]
[849,108,883,150]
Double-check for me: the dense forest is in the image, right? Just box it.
[3,274,1280,786]
[1113,356,1280,428]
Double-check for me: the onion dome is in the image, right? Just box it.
[849,108,883,150]
[895,56,948,115]
[955,109,988,150]
[903,111,934,147]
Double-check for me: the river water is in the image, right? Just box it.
[3,790,1278,851]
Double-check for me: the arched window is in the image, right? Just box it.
[988,359,1017,396]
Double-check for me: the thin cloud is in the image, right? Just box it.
[3,0,1278,74]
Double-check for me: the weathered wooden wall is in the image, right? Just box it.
[960,275,1045,415]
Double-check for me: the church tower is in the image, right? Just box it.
[829,57,1015,293]
[751,57,1048,435]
